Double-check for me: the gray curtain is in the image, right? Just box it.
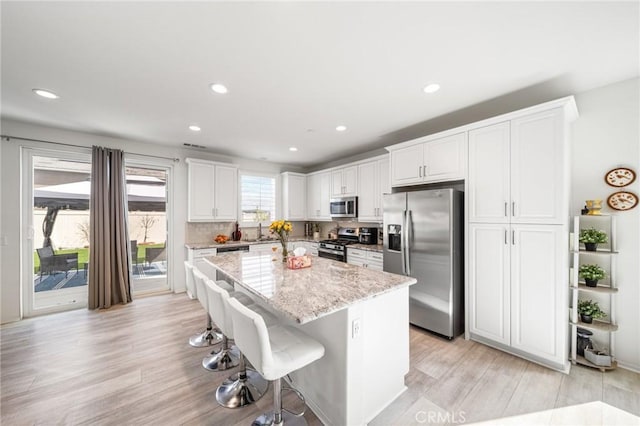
[89,146,132,309]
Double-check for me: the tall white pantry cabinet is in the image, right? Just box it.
[466,98,578,372]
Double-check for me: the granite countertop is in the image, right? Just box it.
[204,251,414,324]
[185,237,320,250]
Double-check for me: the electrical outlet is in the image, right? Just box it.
[352,318,361,339]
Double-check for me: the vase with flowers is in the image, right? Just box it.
[269,220,292,262]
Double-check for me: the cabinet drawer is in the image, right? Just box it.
[367,251,383,261]
[194,248,217,258]
[347,248,367,259]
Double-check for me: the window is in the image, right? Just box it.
[240,173,276,226]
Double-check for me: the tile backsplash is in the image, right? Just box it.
[185,220,382,244]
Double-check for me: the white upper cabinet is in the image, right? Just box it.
[358,156,390,222]
[389,143,423,186]
[469,108,566,224]
[510,109,564,224]
[213,164,238,221]
[282,172,306,221]
[468,122,511,223]
[306,171,331,221]
[389,132,466,187]
[331,165,358,197]
[186,158,237,222]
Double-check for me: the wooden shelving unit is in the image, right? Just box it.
[569,215,618,371]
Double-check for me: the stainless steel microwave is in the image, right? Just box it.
[330,196,358,219]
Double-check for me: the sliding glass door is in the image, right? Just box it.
[24,149,91,316]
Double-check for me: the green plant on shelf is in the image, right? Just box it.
[578,228,608,244]
[578,264,606,281]
[577,299,607,320]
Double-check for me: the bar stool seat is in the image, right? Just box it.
[227,297,324,425]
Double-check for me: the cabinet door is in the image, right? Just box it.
[468,122,511,223]
[377,157,390,220]
[357,161,378,221]
[307,174,321,220]
[424,133,466,182]
[213,165,238,221]
[187,160,216,221]
[390,144,424,187]
[284,174,306,220]
[342,166,358,196]
[318,172,331,219]
[468,223,510,345]
[510,109,564,224]
[510,224,565,364]
[331,170,344,196]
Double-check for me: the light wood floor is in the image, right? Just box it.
[1,294,638,425]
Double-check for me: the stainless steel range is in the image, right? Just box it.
[317,227,359,262]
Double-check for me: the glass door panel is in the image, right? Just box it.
[126,166,169,295]
[29,153,91,314]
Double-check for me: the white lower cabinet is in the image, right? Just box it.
[468,223,567,369]
[347,248,383,271]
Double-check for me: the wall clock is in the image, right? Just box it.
[607,191,638,211]
[604,167,636,187]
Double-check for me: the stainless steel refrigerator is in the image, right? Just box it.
[383,188,464,338]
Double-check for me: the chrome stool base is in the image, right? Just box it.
[252,411,307,426]
[203,345,240,371]
[216,368,269,408]
[189,328,222,348]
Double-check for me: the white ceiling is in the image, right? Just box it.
[2,2,638,167]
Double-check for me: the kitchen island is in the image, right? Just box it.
[205,252,416,426]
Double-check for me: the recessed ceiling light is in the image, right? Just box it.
[32,88,59,99]
[188,125,201,132]
[210,83,228,94]
[289,147,298,152]
[423,83,441,94]
[336,125,347,132]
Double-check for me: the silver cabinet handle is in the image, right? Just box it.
[423,165,426,177]
[504,229,507,245]
[512,202,515,217]
[504,202,508,217]
[512,230,515,245]
[418,166,422,178]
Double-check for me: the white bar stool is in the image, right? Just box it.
[205,278,278,407]
[227,297,325,426]
[184,261,215,347]
[191,267,226,347]
[201,278,250,372]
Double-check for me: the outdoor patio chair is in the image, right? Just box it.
[145,245,166,266]
[36,246,78,281]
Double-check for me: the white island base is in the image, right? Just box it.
[283,286,410,426]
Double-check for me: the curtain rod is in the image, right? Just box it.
[1,134,180,163]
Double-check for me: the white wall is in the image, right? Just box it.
[571,77,640,371]
[0,118,296,323]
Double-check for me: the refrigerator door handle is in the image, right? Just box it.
[405,210,412,276]
[401,211,407,275]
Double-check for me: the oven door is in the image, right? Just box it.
[318,247,346,262]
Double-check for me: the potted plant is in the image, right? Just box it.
[577,299,607,324]
[579,228,608,251]
[578,264,606,287]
